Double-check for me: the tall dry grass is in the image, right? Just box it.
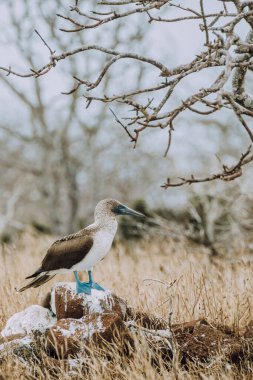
[1,229,253,379]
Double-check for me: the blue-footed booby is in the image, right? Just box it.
[19,199,144,294]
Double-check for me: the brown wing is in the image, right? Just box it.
[40,232,94,272]
[18,274,55,292]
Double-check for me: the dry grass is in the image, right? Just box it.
[1,229,253,379]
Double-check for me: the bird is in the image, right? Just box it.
[18,199,145,294]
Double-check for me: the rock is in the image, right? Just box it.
[126,320,173,364]
[4,284,253,370]
[46,317,90,358]
[0,335,35,363]
[51,282,127,320]
[1,305,56,338]
[172,319,246,364]
[173,320,223,362]
[46,312,131,359]
[126,307,168,330]
[92,313,134,356]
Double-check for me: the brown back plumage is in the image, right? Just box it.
[41,232,93,272]
[18,230,94,292]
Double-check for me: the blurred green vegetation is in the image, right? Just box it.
[31,221,51,235]
[118,199,153,240]
[0,232,12,244]
[1,191,252,258]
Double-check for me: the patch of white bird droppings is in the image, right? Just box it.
[85,289,112,313]
[50,282,113,315]
[86,316,105,337]
[1,305,56,338]
[56,326,72,337]
[0,336,33,352]
[56,317,105,339]
[50,282,76,314]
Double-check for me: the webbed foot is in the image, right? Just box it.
[74,271,105,295]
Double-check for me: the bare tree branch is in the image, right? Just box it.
[2,0,253,187]
[162,146,253,188]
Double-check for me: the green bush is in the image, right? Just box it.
[31,220,51,234]
[0,232,12,244]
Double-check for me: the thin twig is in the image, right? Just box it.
[34,29,55,55]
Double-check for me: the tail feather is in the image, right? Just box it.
[18,273,55,292]
[25,268,43,279]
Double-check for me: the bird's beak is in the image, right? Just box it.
[116,204,145,217]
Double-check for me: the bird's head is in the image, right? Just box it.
[94,199,145,222]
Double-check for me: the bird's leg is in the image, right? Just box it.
[88,270,105,291]
[74,271,92,295]
[88,270,93,284]
[74,271,104,294]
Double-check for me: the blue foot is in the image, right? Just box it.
[74,271,105,295]
[91,282,105,291]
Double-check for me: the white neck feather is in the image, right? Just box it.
[95,213,118,231]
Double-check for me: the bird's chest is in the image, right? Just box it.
[75,227,116,271]
[92,230,115,258]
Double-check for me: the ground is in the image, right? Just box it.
[1,229,253,379]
